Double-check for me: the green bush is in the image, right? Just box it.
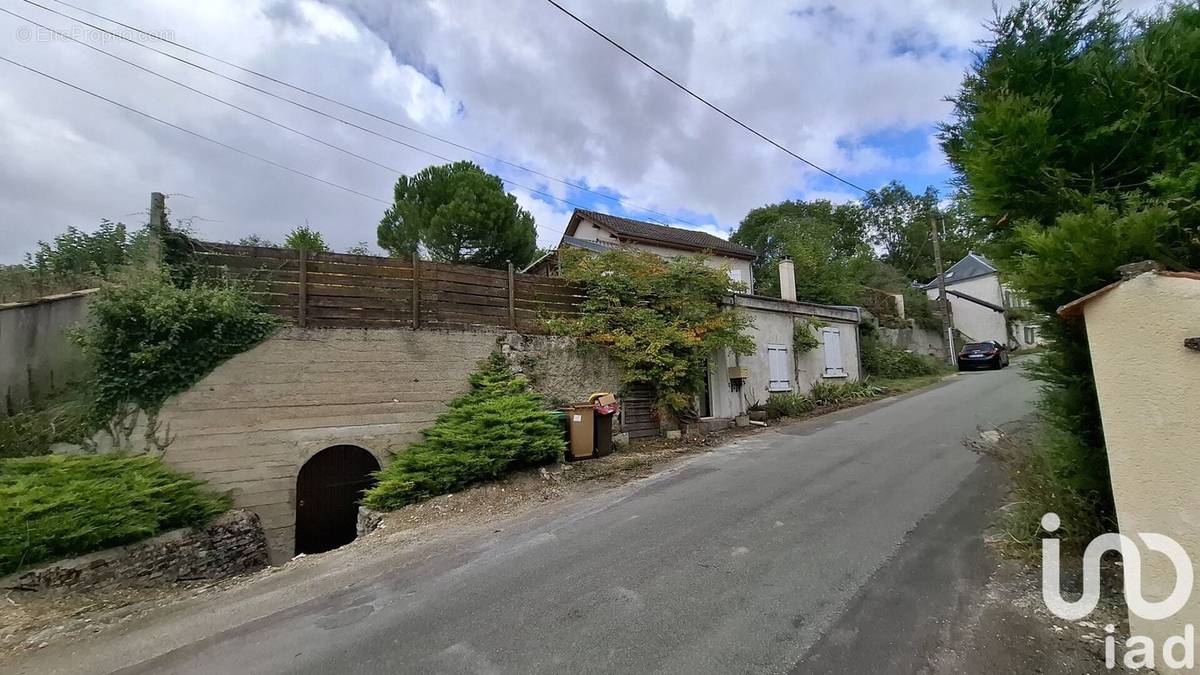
[767,380,885,419]
[363,354,566,510]
[547,248,754,414]
[0,454,228,575]
[861,341,943,379]
[764,393,815,419]
[808,380,885,406]
[75,274,281,424]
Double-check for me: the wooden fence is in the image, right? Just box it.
[192,242,585,333]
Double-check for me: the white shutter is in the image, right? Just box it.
[822,328,846,377]
[767,344,791,391]
[729,268,743,284]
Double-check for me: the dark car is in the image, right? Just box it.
[957,340,1009,370]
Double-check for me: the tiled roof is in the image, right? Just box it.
[568,209,757,260]
[921,252,998,290]
[560,235,614,253]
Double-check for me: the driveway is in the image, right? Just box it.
[12,365,1037,674]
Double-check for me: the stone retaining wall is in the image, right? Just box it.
[0,510,268,593]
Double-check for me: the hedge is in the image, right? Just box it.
[363,354,566,510]
[0,455,229,575]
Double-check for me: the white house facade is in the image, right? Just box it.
[922,252,1044,349]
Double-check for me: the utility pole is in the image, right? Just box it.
[931,214,955,365]
[147,191,166,270]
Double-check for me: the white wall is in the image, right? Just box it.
[926,273,1007,344]
[1080,273,1200,671]
[708,303,861,418]
[571,218,755,293]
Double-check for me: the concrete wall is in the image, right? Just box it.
[499,333,623,406]
[709,296,861,418]
[134,327,619,563]
[926,274,1006,344]
[572,219,755,293]
[1079,272,1200,666]
[0,289,95,415]
[147,328,500,562]
[875,321,945,359]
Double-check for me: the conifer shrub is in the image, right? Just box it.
[0,454,228,575]
[363,354,566,510]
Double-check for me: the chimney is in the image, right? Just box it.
[779,257,797,302]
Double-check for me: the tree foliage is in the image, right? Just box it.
[862,182,987,282]
[939,0,1200,545]
[363,353,565,510]
[283,225,328,253]
[377,161,538,269]
[547,248,755,414]
[732,199,867,300]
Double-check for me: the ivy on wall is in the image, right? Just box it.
[792,317,824,354]
[73,272,282,427]
[546,248,755,414]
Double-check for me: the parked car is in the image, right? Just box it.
[957,341,1009,370]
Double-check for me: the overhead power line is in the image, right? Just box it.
[3,10,587,237]
[26,0,684,227]
[0,54,391,205]
[542,0,871,194]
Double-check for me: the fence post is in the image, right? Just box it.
[146,192,166,271]
[507,262,516,330]
[411,252,421,330]
[297,249,308,328]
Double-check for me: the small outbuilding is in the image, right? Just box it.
[705,259,862,420]
[1057,262,1200,662]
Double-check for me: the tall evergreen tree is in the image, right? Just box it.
[378,161,538,269]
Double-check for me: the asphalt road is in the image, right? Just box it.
[17,364,1037,675]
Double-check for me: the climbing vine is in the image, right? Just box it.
[546,248,754,414]
[73,272,282,427]
[792,317,824,354]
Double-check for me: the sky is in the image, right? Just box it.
[0,0,1160,263]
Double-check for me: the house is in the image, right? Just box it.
[523,209,759,292]
[921,252,1044,349]
[1057,263,1200,664]
[526,209,862,424]
[706,258,862,419]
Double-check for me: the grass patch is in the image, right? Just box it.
[363,354,566,510]
[974,424,1111,556]
[873,372,952,395]
[0,455,229,575]
[0,393,94,459]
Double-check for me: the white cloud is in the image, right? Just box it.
[0,0,1160,263]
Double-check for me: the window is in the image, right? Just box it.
[822,327,846,378]
[729,268,743,285]
[1024,326,1038,344]
[766,344,791,392]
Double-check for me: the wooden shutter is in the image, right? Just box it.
[822,328,846,377]
[767,344,791,391]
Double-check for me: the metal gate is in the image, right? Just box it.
[295,445,380,555]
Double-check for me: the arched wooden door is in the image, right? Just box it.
[295,445,380,555]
